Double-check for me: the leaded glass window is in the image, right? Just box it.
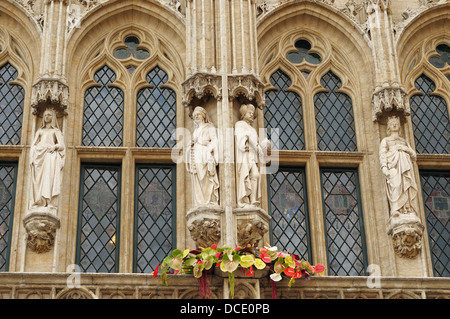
[136,66,176,148]
[320,169,368,276]
[410,75,450,154]
[314,71,357,152]
[82,65,124,146]
[420,171,450,277]
[77,165,121,273]
[0,163,17,272]
[134,165,176,273]
[268,168,310,260]
[264,70,304,150]
[0,63,24,145]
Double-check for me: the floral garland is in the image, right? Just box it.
[153,244,325,299]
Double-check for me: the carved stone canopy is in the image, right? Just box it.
[31,78,69,115]
[372,85,411,121]
[228,74,265,109]
[182,72,222,117]
[23,210,60,254]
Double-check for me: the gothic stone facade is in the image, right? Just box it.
[0,0,449,299]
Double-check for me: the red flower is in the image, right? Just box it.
[246,266,255,277]
[259,253,272,263]
[294,269,302,278]
[211,244,218,250]
[216,261,221,267]
[214,252,221,258]
[314,264,325,274]
[234,246,241,251]
[283,267,295,277]
[152,264,159,278]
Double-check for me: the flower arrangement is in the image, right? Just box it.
[153,244,325,299]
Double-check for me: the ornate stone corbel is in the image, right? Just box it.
[233,207,270,247]
[31,78,69,114]
[387,214,425,259]
[23,211,60,254]
[186,206,223,248]
[228,74,265,109]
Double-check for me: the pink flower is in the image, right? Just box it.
[260,253,272,263]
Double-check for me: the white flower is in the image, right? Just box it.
[270,273,283,282]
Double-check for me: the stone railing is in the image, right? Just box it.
[0,272,448,299]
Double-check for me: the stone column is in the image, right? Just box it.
[23,0,69,268]
[365,0,425,272]
[183,0,269,250]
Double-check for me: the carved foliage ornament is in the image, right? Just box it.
[23,212,60,254]
[188,218,221,248]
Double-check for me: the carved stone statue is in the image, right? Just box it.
[379,115,418,216]
[380,115,424,258]
[235,104,269,208]
[30,107,65,210]
[185,106,219,207]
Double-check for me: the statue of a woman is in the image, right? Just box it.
[185,106,219,207]
[379,116,418,216]
[30,108,65,209]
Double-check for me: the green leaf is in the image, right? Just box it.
[172,249,183,257]
[169,256,183,270]
[183,249,190,258]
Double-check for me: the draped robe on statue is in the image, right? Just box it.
[379,135,418,216]
[235,119,262,208]
[30,113,65,209]
[186,121,219,206]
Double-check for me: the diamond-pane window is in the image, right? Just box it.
[264,69,304,150]
[77,165,121,273]
[321,169,368,276]
[410,75,450,154]
[136,66,176,148]
[134,165,175,273]
[268,168,310,260]
[82,65,124,146]
[420,171,450,277]
[0,163,17,272]
[0,63,24,145]
[314,71,357,152]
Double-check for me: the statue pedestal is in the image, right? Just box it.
[186,205,224,248]
[23,208,60,254]
[387,213,424,259]
[233,206,270,247]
